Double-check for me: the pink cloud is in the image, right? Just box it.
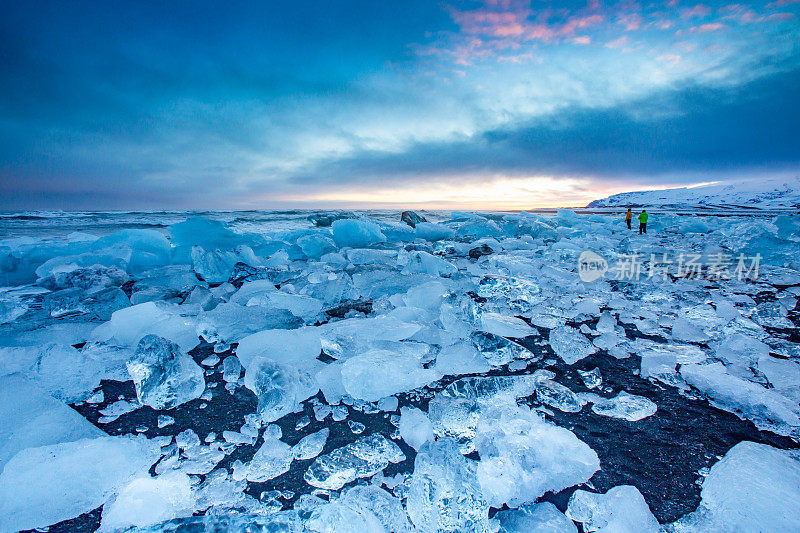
[605,35,629,48]
[618,12,643,30]
[572,35,592,44]
[766,0,800,8]
[766,11,797,20]
[681,4,711,18]
[680,22,726,33]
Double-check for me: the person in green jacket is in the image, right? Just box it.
[638,209,648,234]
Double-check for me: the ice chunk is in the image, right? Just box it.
[246,290,323,321]
[476,404,599,507]
[235,327,321,368]
[221,355,242,382]
[480,312,535,338]
[680,362,800,435]
[243,358,320,422]
[296,233,337,258]
[667,441,800,532]
[0,376,104,469]
[341,349,441,402]
[567,485,659,533]
[304,433,405,490]
[414,222,456,241]
[548,325,597,364]
[199,302,302,345]
[126,335,205,410]
[428,374,540,453]
[239,435,294,482]
[403,251,457,276]
[191,245,262,284]
[319,316,422,359]
[589,391,657,421]
[100,471,195,531]
[0,343,113,403]
[0,436,160,532]
[436,341,491,375]
[495,502,577,533]
[535,377,586,413]
[578,367,602,389]
[307,485,414,533]
[293,428,329,460]
[471,331,529,367]
[399,406,434,451]
[406,437,495,533]
[671,317,710,343]
[91,301,200,352]
[331,219,387,248]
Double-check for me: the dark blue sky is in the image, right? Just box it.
[1,0,798,209]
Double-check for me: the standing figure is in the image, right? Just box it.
[638,209,648,234]
[625,208,632,230]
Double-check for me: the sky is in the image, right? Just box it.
[1,0,798,210]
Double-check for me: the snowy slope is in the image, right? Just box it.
[588,177,800,210]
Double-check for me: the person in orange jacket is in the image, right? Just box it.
[625,208,632,230]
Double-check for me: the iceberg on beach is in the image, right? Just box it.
[1,206,800,532]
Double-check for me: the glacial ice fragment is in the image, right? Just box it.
[304,433,404,490]
[126,334,205,410]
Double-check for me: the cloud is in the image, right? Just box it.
[284,65,800,189]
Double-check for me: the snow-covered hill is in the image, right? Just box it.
[588,177,800,210]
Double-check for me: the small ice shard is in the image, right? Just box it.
[100,471,195,531]
[471,331,529,367]
[476,404,599,507]
[241,435,294,482]
[126,334,205,410]
[98,399,140,423]
[548,325,597,364]
[567,485,659,533]
[667,441,800,532]
[293,428,329,460]
[157,415,175,428]
[399,406,434,451]
[428,374,540,453]
[495,502,577,533]
[348,420,365,434]
[406,437,495,533]
[243,358,319,423]
[304,433,405,490]
[535,378,586,413]
[0,436,160,532]
[377,396,399,412]
[340,349,440,402]
[589,391,657,422]
[480,312,535,338]
[221,355,242,382]
[578,367,603,389]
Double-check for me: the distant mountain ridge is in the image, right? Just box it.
[588,177,800,210]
